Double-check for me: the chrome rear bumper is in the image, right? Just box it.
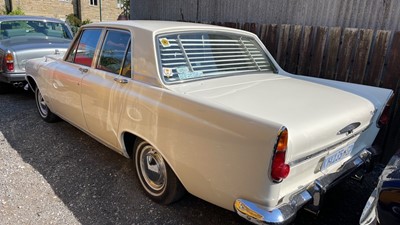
[234,148,373,225]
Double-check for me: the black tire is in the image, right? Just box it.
[134,139,186,205]
[0,82,11,94]
[35,87,59,123]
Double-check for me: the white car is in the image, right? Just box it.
[25,20,393,225]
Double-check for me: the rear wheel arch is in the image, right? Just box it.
[122,131,138,159]
[122,132,186,204]
[133,138,186,204]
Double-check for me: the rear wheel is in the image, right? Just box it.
[35,87,59,123]
[134,139,186,205]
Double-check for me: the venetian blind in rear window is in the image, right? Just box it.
[157,32,273,83]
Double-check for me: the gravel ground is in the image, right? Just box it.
[0,88,384,225]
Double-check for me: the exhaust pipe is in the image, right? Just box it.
[12,82,25,88]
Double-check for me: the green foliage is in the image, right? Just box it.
[5,7,25,15]
[66,13,81,27]
[66,14,91,27]
[82,19,92,25]
[121,0,130,18]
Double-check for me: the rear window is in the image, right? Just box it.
[157,32,273,83]
[0,20,72,40]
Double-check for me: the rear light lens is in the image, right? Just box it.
[5,52,14,71]
[377,94,394,127]
[271,127,290,182]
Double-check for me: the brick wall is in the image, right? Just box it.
[8,0,122,22]
[16,0,73,20]
[0,2,5,13]
[80,0,122,22]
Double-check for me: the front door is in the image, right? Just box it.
[50,28,102,128]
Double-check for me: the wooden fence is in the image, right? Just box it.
[215,22,400,161]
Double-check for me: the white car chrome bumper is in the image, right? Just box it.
[234,149,373,225]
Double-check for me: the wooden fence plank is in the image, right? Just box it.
[242,23,257,34]
[349,29,374,84]
[309,26,328,77]
[259,24,268,43]
[264,24,278,58]
[382,31,400,90]
[224,22,238,29]
[365,30,391,86]
[322,27,341,80]
[287,25,302,73]
[383,32,400,155]
[276,24,291,69]
[242,23,249,31]
[250,23,258,35]
[297,26,314,75]
[336,28,358,81]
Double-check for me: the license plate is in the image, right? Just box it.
[321,143,354,171]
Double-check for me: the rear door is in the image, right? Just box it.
[80,29,132,149]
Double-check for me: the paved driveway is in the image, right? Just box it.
[0,89,382,225]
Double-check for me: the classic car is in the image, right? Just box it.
[0,15,73,93]
[25,20,393,225]
[360,149,400,225]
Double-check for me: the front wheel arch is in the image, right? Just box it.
[25,76,37,92]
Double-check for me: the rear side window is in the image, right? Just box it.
[0,20,72,40]
[96,30,131,76]
[65,29,102,66]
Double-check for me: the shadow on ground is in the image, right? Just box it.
[0,89,382,225]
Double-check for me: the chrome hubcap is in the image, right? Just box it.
[139,145,167,192]
[37,90,48,117]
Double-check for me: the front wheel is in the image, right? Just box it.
[35,87,59,123]
[134,139,186,205]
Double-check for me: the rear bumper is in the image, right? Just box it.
[234,148,373,225]
[0,72,26,83]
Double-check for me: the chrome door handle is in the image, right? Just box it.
[79,68,88,73]
[114,77,128,84]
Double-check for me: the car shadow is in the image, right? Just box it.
[0,89,381,225]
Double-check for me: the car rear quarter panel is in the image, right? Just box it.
[117,80,284,211]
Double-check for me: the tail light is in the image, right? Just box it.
[5,51,14,71]
[271,127,290,183]
[377,94,394,127]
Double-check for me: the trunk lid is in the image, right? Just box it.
[1,36,70,71]
[168,73,375,162]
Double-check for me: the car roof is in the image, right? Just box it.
[83,20,250,36]
[0,15,65,23]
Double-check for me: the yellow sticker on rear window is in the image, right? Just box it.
[159,38,171,47]
[163,67,173,77]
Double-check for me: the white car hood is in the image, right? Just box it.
[168,73,375,161]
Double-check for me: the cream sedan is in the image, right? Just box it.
[25,21,393,225]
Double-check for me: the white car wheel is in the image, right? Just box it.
[134,139,185,204]
[35,87,59,123]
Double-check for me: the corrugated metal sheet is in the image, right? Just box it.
[131,0,400,31]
